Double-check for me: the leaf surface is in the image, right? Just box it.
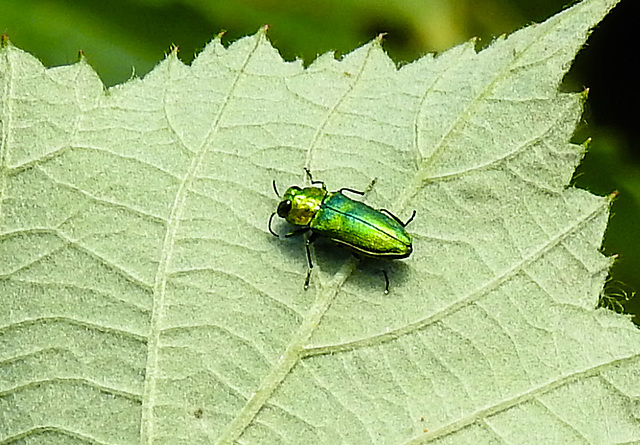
[1,0,639,444]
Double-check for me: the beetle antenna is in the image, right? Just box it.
[268,212,280,237]
[272,180,280,197]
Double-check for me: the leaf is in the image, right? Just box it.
[1,0,638,444]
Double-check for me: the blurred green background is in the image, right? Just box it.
[2,0,637,321]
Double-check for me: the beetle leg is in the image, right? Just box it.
[304,167,327,191]
[338,187,365,196]
[380,209,417,227]
[379,209,403,225]
[303,167,315,182]
[304,232,318,290]
[381,269,390,294]
[363,177,377,194]
[284,227,310,238]
[304,270,312,290]
[339,177,376,197]
[403,210,417,226]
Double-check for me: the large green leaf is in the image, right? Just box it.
[1,0,638,443]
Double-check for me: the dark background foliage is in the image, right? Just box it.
[2,0,637,320]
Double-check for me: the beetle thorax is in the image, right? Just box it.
[284,186,326,226]
[286,194,320,225]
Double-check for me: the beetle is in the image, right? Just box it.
[268,169,415,293]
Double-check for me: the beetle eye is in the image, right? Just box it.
[277,200,292,218]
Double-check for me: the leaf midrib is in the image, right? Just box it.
[216,33,382,445]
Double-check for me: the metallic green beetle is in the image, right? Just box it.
[269,169,414,292]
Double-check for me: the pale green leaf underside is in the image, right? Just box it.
[1,0,639,444]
